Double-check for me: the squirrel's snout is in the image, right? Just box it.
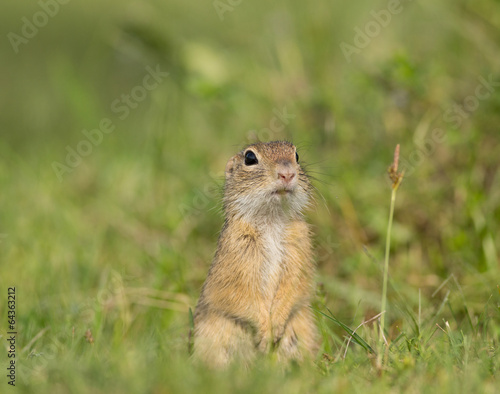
[277,165,297,187]
[278,171,295,183]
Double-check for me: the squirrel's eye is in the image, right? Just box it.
[244,150,258,166]
[295,152,299,163]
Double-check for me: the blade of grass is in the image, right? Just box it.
[316,308,375,354]
[378,144,404,369]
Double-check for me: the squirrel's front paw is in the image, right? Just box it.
[256,335,271,353]
[272,324,286,347]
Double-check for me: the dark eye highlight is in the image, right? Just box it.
[295,152,299,163]
[244,150,258,166]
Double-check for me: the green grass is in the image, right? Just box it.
[1,0,499,392]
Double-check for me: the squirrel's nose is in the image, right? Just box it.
[277,169,296,184]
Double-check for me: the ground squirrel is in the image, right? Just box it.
[192,140,317,368]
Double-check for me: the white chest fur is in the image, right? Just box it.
[259,221,286,299]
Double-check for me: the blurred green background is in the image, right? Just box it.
[1,0,499,392]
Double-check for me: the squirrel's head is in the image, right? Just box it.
[223,141,312,221]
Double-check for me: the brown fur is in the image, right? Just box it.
[192,141,317,368]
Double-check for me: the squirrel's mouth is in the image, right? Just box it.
[272,188,293,196]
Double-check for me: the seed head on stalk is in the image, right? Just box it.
[388,144,404,190]
[378,144,405,371]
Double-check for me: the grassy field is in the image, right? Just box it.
[1,0,499,392]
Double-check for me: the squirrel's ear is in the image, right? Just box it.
[225,155,237,179]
